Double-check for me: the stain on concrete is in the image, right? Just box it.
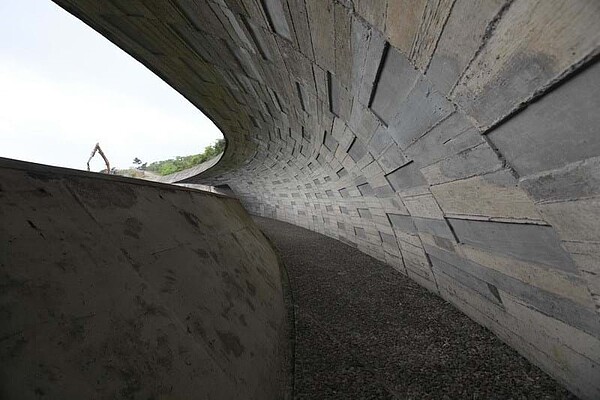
[68,180,137,209]
[161,269,176,294]
[26,171,55,182]
[123,217,142,239]
[34,187,51,197]
[245,280,257,297]
[156,334,174,370]
[221,271,244,295]
[433,235,454,251]
[216,330,245,358]
[179,210,202,229]
[190,317,207,341]
[245,297,256,312]
[134,295,164,317]
[193,248,210,258]
[120,248,141,272]
[221,296,235,319]
[54,259,68,272]
[65,313,94,343]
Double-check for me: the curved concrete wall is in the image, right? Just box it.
[0,159,290,399]
[51,1,600,398]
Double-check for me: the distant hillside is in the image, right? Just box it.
[145,139,225,176]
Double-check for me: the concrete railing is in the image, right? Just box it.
[0,157,291,399]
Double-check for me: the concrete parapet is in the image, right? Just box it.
[0,158,290,399]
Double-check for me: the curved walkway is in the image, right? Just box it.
[253,216,576,400]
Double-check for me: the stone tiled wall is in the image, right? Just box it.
[53,0,600,398]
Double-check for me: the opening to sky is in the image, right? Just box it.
[0,0,224,172]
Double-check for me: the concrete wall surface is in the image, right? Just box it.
[47,1,600,398]
[0,158,290,399]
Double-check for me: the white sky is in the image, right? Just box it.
[0,0,223,171]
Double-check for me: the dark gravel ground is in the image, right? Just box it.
[253,216,577,400]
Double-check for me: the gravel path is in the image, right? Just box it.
[253,216,576,400]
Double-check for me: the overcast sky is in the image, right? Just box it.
[0,0,223,171]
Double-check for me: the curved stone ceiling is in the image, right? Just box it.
[53,0,600,398]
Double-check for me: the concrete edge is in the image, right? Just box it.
[252,217,296,400]
[0,157,232,200]
[155,152,224,184]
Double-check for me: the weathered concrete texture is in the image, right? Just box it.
[487,61,600,176]
[0,159,290,400]
[49,1,600,398]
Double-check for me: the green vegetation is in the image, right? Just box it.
[143,139,225,176]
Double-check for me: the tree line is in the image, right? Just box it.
[133,139,225,176]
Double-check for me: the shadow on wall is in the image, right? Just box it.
[0,158,290,399]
